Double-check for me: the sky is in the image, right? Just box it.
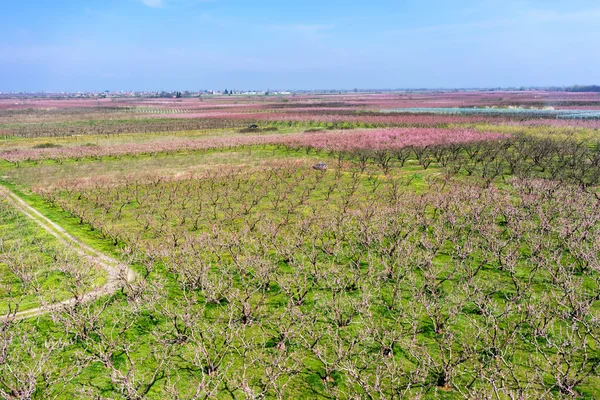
[1,0,599,91]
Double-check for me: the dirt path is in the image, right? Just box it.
[0,185,136,319]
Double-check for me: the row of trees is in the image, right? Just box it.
[2,117,256,138]
[278,134,600,188]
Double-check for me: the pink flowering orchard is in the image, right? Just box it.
[278,128,508,152]
[0,127,507,163]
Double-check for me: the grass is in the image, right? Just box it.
[0,124,309,153]
[0,146,335,190]
[459,122,600,142]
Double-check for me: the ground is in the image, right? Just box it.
[1,92,600,399]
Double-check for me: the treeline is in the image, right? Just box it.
[2,118,253,138]
[563,85,600,93]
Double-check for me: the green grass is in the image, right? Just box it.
[0,146,333,189]
[0,123,309,152]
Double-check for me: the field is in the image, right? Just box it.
[1,91,600,399]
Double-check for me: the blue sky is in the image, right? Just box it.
[1,0,599,91]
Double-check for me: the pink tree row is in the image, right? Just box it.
[0,128,506,163]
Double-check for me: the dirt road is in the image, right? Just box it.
[0,185,135,319]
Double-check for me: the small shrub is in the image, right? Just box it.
[238,127,279,134]
[33,142,62,149]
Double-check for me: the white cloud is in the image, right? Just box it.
[141,0,219,8]
[386,6,600,38]
[265,24,334,42]
[141,0,163,8]
[269,24,334,34]
[526,8,600,23]
[386,19,511,36]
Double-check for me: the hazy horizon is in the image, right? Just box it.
[2,0,600,92]
[3,86,600,94]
